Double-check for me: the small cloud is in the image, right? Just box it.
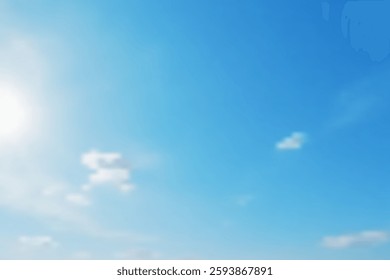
[322,230,390,249]
[89,168,129,185]
[81,150,123,170]
[65,193,91,207]
[81,150,135,193]
[18,235,59,249]
[276,132,306,150]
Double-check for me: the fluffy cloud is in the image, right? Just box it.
[18,235,59,248]
[81,151,122,170]
[322,231,390,248]
[81,150,135,193]
[90,168,129,185]
[276,132,306,150]
[0,148,147,260]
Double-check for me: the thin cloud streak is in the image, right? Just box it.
[322,230,390,249]
[18,235,59,249]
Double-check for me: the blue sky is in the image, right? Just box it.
[1,0,390,259]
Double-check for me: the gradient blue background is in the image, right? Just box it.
[0,0,390,259]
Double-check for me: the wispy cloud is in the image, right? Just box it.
[0,150,138,238]
[326,67,390,131]
[0,166,90,228]
[322,230,390,249]
[18,235,59,249]
[81,150,135,193]
[65,193,91,207]
[329,91,377,129]
[276,132,306,150]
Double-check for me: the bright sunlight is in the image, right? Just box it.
[0,86,29,141]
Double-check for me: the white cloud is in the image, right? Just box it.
[81,150,122,170]
[0,167,142,240]
[0,148,150,258]
[276,132,306,150]
[322,230,390,249]
[89,168,129,184]
[18,235,59,249]
[65,193,91,207]
[0,164,89,227]
[81,150,135,193]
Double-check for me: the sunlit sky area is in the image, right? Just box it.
[1,0,390,259]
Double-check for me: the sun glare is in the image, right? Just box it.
[0,88,29,141]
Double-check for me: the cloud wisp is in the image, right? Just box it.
[276,132,306,150]
[0,149,138,239]
[328,90,377,129]
[0,165,90,229]
[65,193,91,207]
[18,235,59,249]
[322,230,390,249]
